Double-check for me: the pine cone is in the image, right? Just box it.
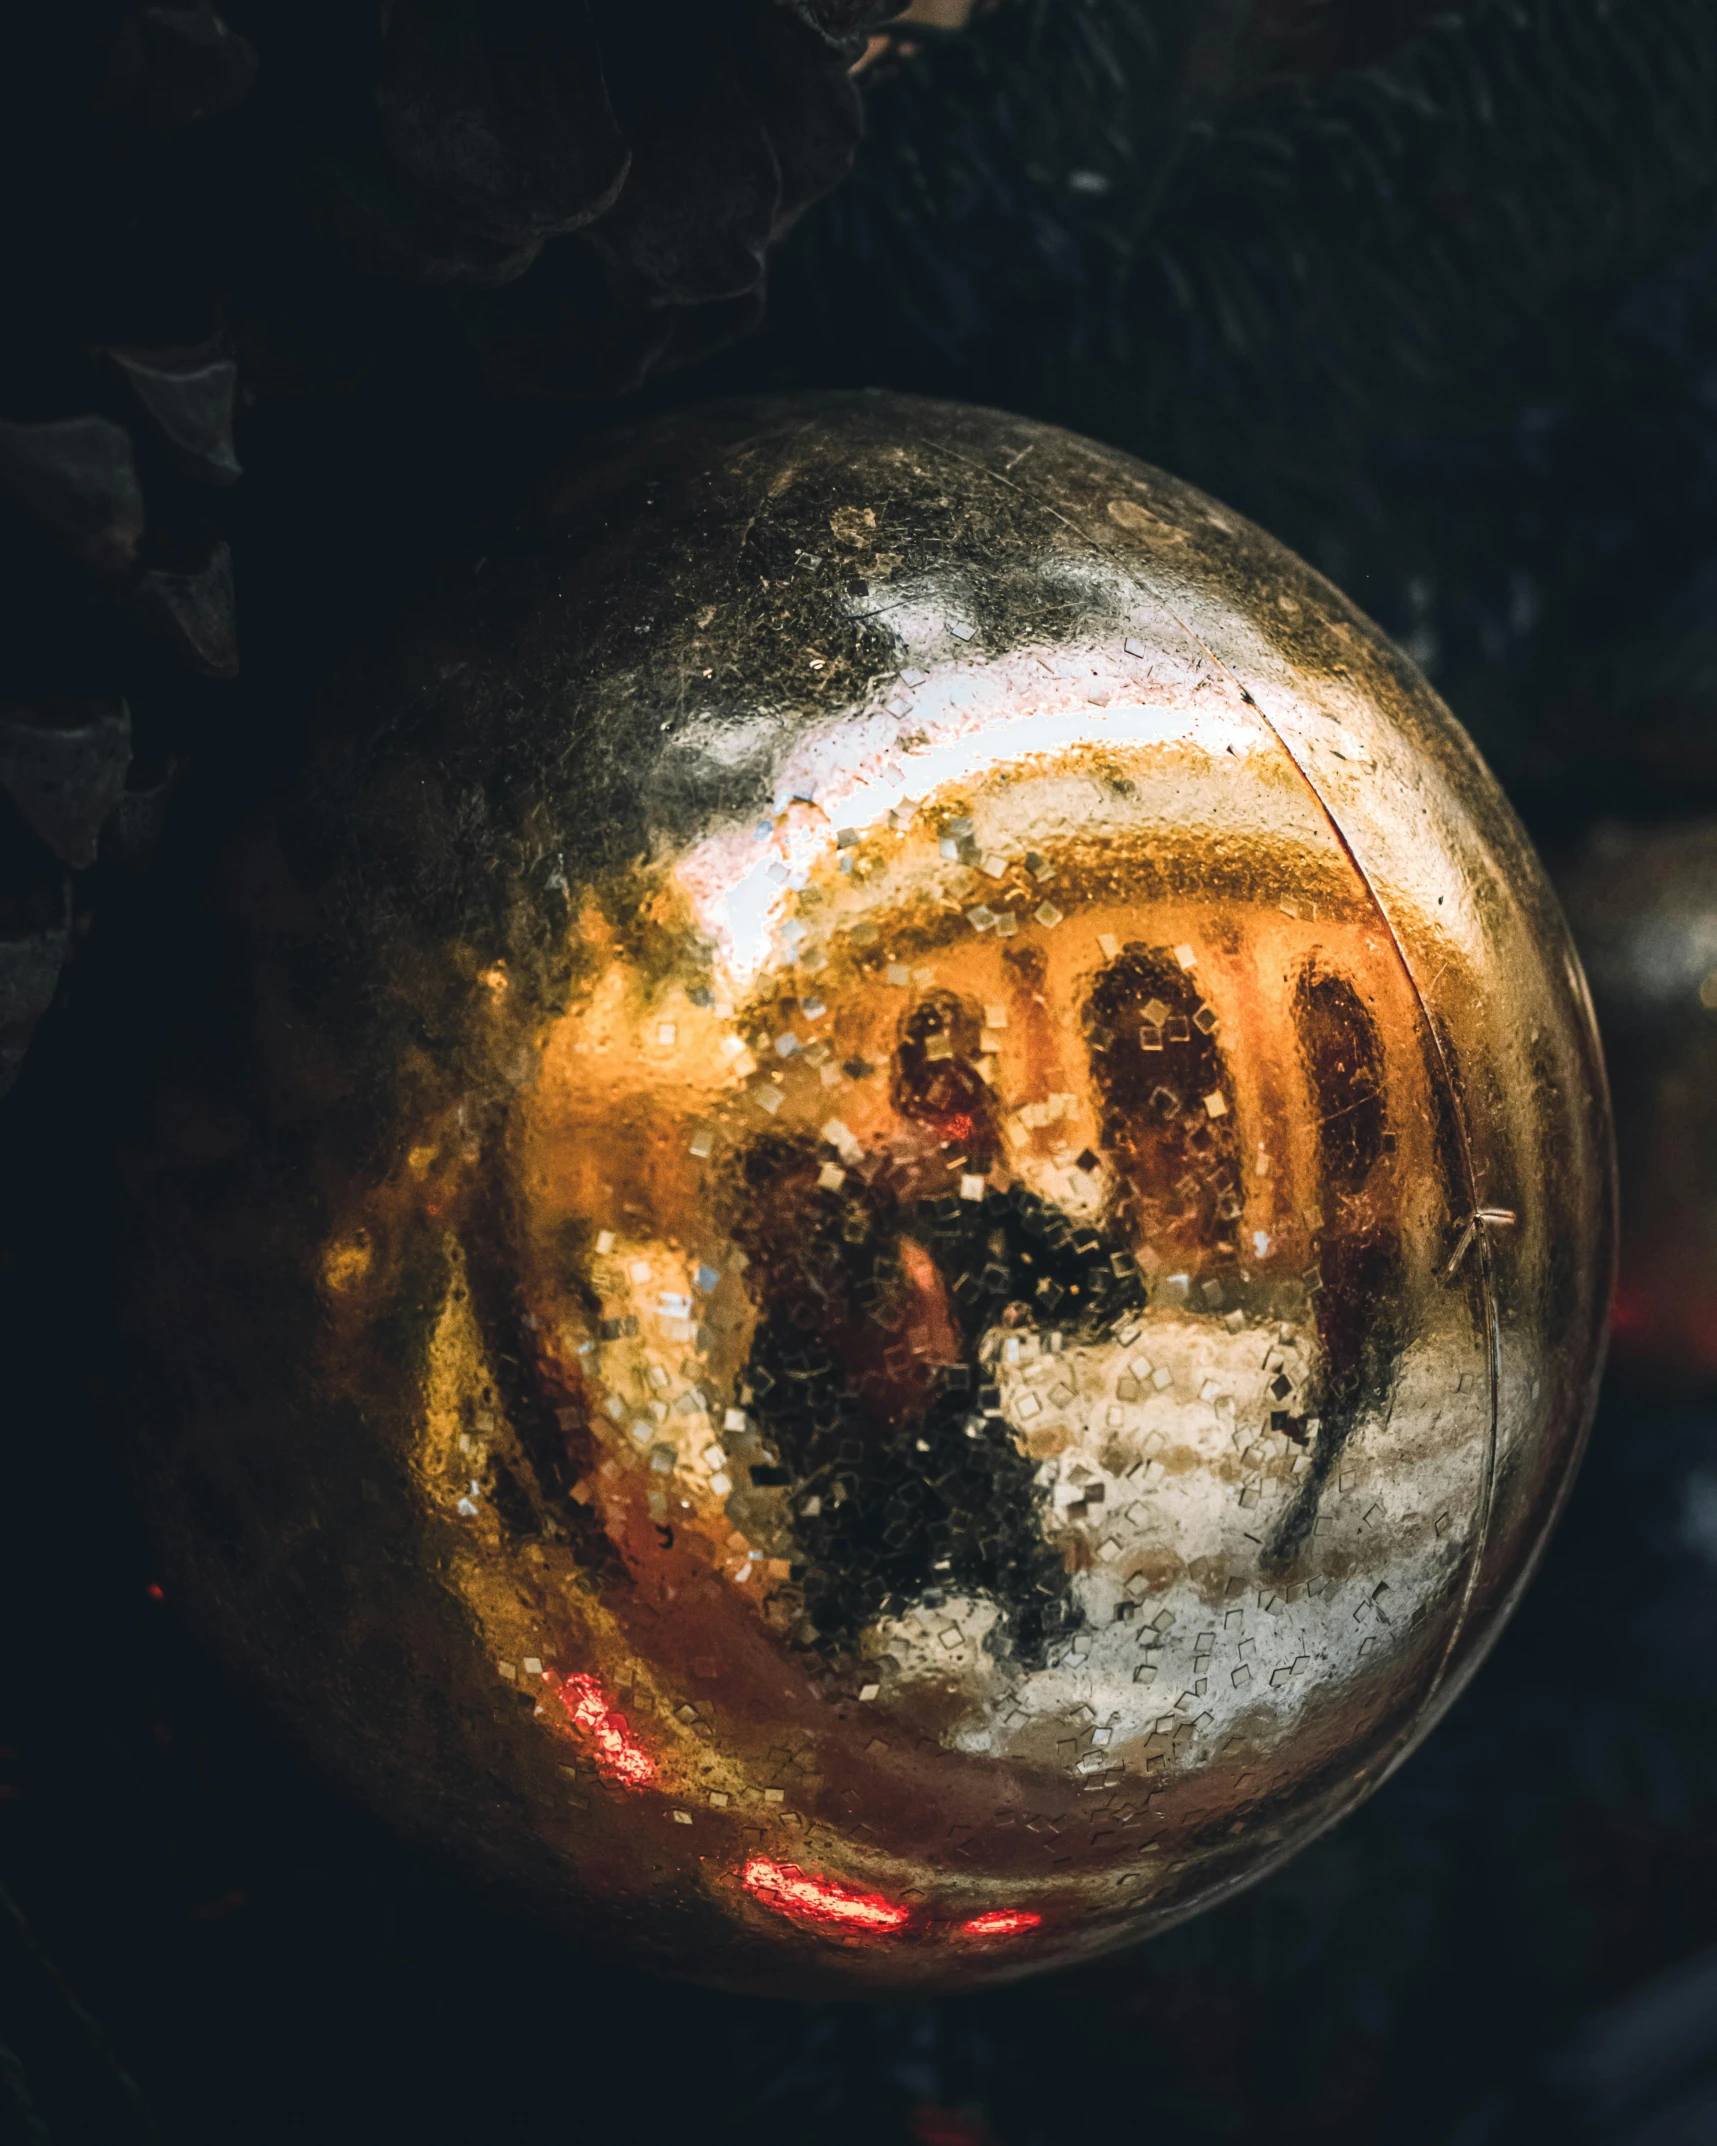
[313,0,892,392]
[0,0,899,1095]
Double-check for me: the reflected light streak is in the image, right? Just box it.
[550,1671,656,1787]
[960,1910,1042,1937]
[680,661,1257,994]
[740,1856,911,1933]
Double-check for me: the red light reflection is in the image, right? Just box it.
[960,1909,1042,1938]
[740,1856,911,1933]
[550,1671,655,1788]
[911,2109,997,2146]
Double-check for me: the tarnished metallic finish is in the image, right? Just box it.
[1561,821,1717,1379]
[120,393,1613,1994]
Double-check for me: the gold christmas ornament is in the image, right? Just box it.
[122,393,1612,1994]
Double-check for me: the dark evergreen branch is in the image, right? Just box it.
[0,1881,159,2144]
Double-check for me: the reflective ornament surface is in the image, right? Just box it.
[1561,821,1717,1380]
[121,394,1612,1993]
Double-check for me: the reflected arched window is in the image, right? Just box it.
[1270,959,1403,1568]
[1083,943,1241,1262]
[1295,961,1389,1200]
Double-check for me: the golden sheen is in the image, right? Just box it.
[122,394,1613,1994]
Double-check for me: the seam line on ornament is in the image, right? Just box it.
[910,430,1502,1760]
[1122,590,1500,1753]
[1200,661,1502,1758]
[1108,578,1501,1745]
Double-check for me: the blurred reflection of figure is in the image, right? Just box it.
[732,942,1251,1668]
[730,986,1134,1668]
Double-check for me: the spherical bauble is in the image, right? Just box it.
[1560,821,1717,1380]
[121,394,1612,1994]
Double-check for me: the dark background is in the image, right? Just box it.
[7,4,1717,2140]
